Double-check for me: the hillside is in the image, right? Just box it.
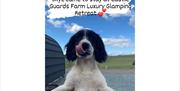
[98,55,135,69]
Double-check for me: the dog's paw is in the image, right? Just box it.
[98,87,115,91]
[51,85,74,91]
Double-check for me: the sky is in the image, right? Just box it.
[45,0,135,56]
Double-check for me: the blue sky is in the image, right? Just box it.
[45,0,135,55]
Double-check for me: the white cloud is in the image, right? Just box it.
[102,12,128,20]
[129,15,135,28]
[108,51,132,56]
[109,10,131,17]
[102,37,130,48]
[102,4,134,20]
[108,52,123,56]
[47,19,66,28]
[103,8,135,28]
[47,19,89,33]
[65,23,85,33]
[108,51,134,56]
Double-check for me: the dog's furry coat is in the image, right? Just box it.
[52,30,114,91]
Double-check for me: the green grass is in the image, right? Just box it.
[65,55,135,70]
[98,55,135,69]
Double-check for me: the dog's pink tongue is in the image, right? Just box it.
[75,45,85,55]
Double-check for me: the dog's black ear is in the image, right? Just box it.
[65,40,77,61]
[65,30,84,61]
[87,31,107,63]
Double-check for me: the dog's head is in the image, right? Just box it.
[65,29,107,63]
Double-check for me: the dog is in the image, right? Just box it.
[52,29,114,91]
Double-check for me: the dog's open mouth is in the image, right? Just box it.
[75,44,90,57]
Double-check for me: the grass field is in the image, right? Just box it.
[66,55,135,70]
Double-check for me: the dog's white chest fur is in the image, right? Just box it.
[74,73,105,91]
[66,59,107,91]
[52,58,114,91]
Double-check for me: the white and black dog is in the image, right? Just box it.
[52,29,114,91]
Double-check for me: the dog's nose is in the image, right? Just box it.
[82,42,90,50]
